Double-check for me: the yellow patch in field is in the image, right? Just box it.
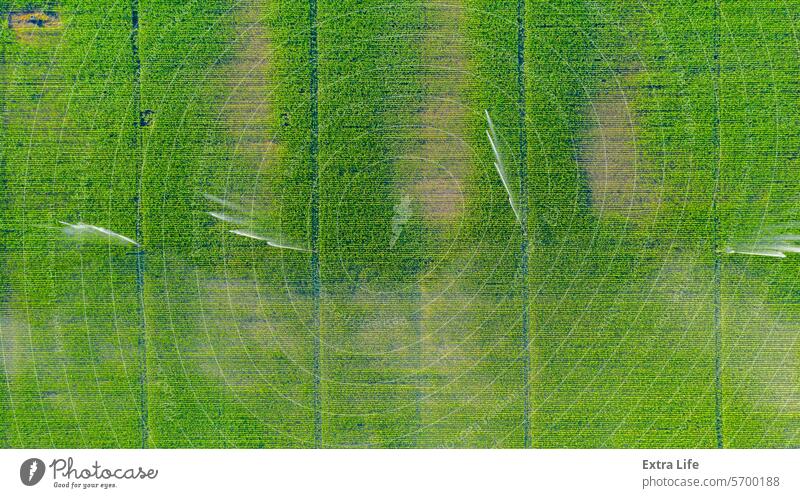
[8,11,62,45]
[580,69,659,221]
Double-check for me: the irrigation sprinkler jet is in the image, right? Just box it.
[58,221,139,246]
[202,193,246,213]
[228,229,312,253]
[208,211,248,225]
[723,232,800,258]
[723,247,787,258]
[205,192,312,253]
[485,110,521,225]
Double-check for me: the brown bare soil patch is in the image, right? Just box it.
[225,3,280,171]
[580,70,657,219]
[410,1,470,223]
[9,11,60,29]
[8,11,62,44]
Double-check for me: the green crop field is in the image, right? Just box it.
[0,0,798,448]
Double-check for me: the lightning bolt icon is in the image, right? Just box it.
[28,460,37,482]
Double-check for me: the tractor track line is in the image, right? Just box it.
[130,0,148,449]
[309,0,322,448]
[517,0,531,448]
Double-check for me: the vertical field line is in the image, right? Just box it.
[309,0,322,448]
[517,0,531,448]
[0,12,11,448]
[712,0,723,449]
[130,0,148,449]
[412,300,422,447]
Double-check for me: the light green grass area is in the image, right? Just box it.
[1,0,798,448]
